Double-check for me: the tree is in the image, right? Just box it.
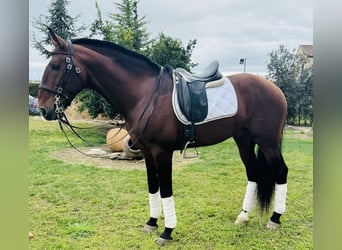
[90,1,197,66]
[31,0,86,57]
[90,0,150,52]
[267,45,313,125]
[85,0,151,119]
[77,90,116,119]
[148,32,197,71]
[111,0,150,51]
[295,54,313,125]
[82,0,198,119]
[267,45,297,124]
[89,1,115,41]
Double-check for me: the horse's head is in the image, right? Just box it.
[38,28,85,120]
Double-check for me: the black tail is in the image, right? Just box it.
[256,147,275,213]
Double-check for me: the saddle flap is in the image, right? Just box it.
[174,60,226,124]
[176,78,208,123]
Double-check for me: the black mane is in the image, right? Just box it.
[72,38,161,72]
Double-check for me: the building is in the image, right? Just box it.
[296,45,313,69]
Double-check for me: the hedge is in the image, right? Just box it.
[29,82,40,97]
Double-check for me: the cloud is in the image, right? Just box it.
[134,0,312,73]
[29,0,313,79]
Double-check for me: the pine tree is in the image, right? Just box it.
[112,0,150,51]
[85,0,152,119]
[90,0,150,52]
[90,1,115,41]
[84,0,198,119]
[31,0,86,57]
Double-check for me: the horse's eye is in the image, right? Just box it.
[51,63,61,71]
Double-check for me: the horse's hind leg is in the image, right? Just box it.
[269,150,288,229]
[259,146,288,230]
[233,129,258,224]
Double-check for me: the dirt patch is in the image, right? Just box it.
[50,147,200,171]
[49,126,312,171]
[284,125,313,140]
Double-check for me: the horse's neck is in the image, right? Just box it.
[80,49,159,119]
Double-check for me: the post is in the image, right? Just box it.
[239,58,247,72]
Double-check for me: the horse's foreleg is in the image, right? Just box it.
[154,150,176,246]
[143,157,161,233]
[156,196,176,245]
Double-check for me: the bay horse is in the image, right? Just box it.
[38,28,288,246]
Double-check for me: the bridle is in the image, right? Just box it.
[38,39,165,158]
[39,39,82,117]
[38,39,98,151]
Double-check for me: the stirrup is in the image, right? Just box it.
[182,141,199,159]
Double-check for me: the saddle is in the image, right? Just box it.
[175,60,223,123]
[175,60,223,155]
[176,60,223,83]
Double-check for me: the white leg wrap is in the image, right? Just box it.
[242,181,257,213]
[149,191,161,219]
[161,196,177,229]
[274,183,287,214]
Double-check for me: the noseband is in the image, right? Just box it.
[39,40,82,115]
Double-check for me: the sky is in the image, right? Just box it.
[29,0,313,80]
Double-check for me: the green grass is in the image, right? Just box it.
[29,117,313,249]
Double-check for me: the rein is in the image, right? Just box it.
[127,67,164,148]
[56,67,164,158]
[39,38,164,157]
[56,112,127,159]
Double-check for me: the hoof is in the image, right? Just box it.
[155,237,172,246]
[266,220,280,230]
[235,211,249,225]
[143,224,158,233]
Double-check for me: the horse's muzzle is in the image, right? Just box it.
[39,107,57,121]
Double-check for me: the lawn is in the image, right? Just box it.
[29,117,313,249]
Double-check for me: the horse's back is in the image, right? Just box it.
[228,73,287,114]
[227,73,287,143]
[228,73,285,100]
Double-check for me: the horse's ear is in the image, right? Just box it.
[47,27,67,50]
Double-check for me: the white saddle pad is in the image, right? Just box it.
[172,77,238,125]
